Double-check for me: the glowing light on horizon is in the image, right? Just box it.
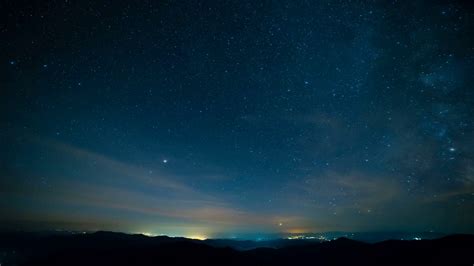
[187,234,207,240]
[138,232,157,237]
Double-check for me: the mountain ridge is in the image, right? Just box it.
[0,231,472,265]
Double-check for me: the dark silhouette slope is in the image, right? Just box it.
[0,231,472,266]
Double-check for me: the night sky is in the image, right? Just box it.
[1,0,473,239]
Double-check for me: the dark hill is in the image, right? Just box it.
[0,231,472,266]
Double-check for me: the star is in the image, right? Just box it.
[2,0,473,240]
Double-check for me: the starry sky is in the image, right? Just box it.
[1,0,473,239]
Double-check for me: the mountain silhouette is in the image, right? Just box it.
[0,231,472,265]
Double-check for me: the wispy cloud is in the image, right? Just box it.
[286,170,402,212]
[2,136,299,233]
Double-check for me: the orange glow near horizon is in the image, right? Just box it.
[186,234,208,240]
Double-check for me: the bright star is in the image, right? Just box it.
[163,159,168,163]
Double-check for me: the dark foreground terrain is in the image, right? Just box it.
[0,231,472,266]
